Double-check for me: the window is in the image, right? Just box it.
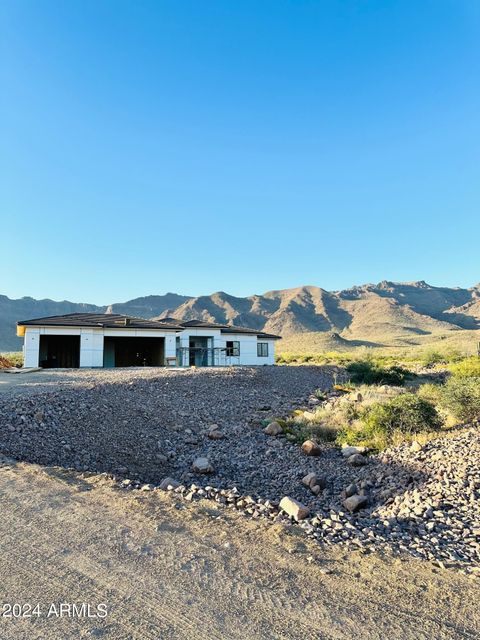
[257,342,269,357]
[226,340,240,357]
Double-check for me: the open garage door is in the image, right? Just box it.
[39,335,80,368]
[103,337,165,367]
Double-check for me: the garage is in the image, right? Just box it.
[39,335,80,368]
[103,336,165,367]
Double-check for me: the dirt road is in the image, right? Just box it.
[0,458,478,640]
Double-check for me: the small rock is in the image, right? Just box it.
[264,421,283,436]
[302,472,318,488]
[192,457,214,474]
[343,494,368,512]
[279,496,310,521]
[348,453,367,467]
[341,446,367,458]
[159,477,181,490]
[301,440,321,456]
[343,483,358,498]
[208,430,224,440]
[411,440,423,452]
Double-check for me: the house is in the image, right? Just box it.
[16,313,280,368]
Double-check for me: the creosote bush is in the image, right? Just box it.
[440,376,480,422]
[449,357,480,379]
[338,393,442,450]
[346,359,411,386]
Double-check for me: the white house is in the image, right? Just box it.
[17,313,280,368]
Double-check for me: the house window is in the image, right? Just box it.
[257,342,269,357]
[226,340,240,357]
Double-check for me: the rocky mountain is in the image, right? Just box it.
[1,282,479,353]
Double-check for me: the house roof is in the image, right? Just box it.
[17,313,281,339]
[17,313,184,330]
[169,318,281,339]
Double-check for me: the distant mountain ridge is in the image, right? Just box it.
[1,281,479,353]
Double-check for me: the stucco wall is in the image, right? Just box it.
[22,326,276,368]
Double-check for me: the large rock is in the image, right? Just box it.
[343,494,368,512]
[192,457,214,474]
[301,440,321,456]
[279,496,310,521]
[341,445,367,458]
[264,421,283,436]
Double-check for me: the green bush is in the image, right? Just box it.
[346,359,411,386]
[449,357,480,379]
[440,376,480,422]
[338,393,442,450]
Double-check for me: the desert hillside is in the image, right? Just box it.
[1,281,479,353]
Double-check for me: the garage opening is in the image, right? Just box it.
[103,337,165,367]
[39,335,80,368]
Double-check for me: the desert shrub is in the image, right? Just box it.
[440,376,480,422]
[421,349,447,366]
[0,353,23,368]
[421,348,463,367]
[449,357,480,379]
[417,382,444,405]
[338,393,442,450]
[346,359,411,386]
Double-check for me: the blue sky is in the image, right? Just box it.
[1,1,479,304]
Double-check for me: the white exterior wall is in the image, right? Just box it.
[22,326,276,368]
[23,328,40,368]
[223,334,275,365]
[23,326,177,368]
[177,329,276,366]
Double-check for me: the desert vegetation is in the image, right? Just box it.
[278,353,480,452]
[0,352,22,368]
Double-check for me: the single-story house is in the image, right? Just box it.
[17,313,280,368]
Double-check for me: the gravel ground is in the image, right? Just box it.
[0,366,339,497]
[0,366,479,570]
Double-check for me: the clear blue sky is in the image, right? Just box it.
[1,1,479,304]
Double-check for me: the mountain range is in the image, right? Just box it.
[1,281,480,354]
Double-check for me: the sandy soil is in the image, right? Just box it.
[0,458,478,640]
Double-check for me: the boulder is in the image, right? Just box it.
[343,494,368,512]
[192,457,214,474]
[301,440,321,456]
[264,421,283,436]
[279,496,310,521]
